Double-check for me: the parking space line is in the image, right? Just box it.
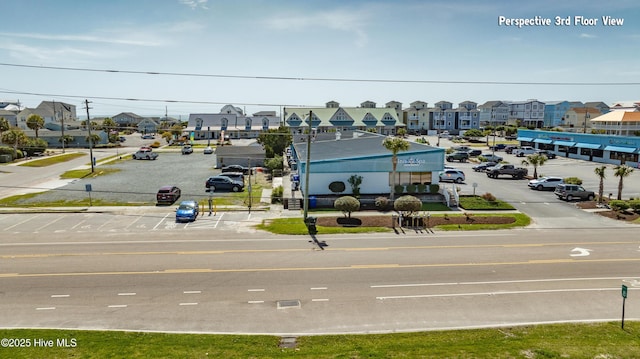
[34,215,66,232]
[4,214,41,231]
[71,216,90,230]
[153,213,171,230]
[213,213,225,228]
[124,215,144,230]
[96,215,120,232]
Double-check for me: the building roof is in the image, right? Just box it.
[590,111,640,123]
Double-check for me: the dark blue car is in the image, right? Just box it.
[175,200,199,222]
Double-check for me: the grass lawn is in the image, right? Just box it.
[1,322,639,358]
[459,195,516,210]
[17,153,85,167]
[256,216,390,235]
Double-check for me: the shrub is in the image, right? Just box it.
[334,196,360,218]
[394,195,422,217]
[481,192,496,202]
[564,177,583,185]
[429,184,440,194]
[375,196,391,211]
[609,200,629,211]
[271,186,283,204]
[629,200,640,212]
[264,155,284,171]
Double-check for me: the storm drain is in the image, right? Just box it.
[277,299,301,309]
[279,336,298,349]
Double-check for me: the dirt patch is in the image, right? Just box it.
[316,214,515,228]
[575,201,640,222]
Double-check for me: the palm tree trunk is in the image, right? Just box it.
[617,178,623,200]
[390,156,397,201]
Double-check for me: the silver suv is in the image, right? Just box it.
[439,169,465,183]
[554,184,595,201]
[528,176,563,191]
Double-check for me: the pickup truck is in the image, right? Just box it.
[513,146,537,157]
[486,163,528,179]
[132,149,158,160]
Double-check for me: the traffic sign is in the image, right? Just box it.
[622,284,628,299]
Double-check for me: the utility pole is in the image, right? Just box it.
[54,100,66,153]
[84,99,95,173]
[303,111,312,221]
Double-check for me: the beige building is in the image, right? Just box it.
[590,111,640,136]
[562,107,601,132]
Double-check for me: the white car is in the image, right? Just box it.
[439,169,465,183]
[528,176,564,191]
[513,146,536,157]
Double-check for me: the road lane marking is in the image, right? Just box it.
[36,307,56,310]
[118,292,136,296]
[248,289,265,292]
[248,301,264,304]
[179,302,198,306]
[51,294,70,298]
[372,277,630,288]
[183,290,201,294]
[312,298,329,302]
[376,287,620,300]
[108,305,127,308]
[311,287,327,290]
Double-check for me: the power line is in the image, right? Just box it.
[1,62,639,86]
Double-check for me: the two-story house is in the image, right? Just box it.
[478,101,509,128]
[186,105,281,140]
[508,99,545,127]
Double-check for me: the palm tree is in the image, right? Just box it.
[59,134,74,147]
[0,117,9,142]
[1,127,27,158]
[521,153,547,179]
[382,136,410,201]
[594,166,606,204]
[26,114,45,138]
[613,164,634,200]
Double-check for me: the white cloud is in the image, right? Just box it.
[579,33,597,39]
[179,0,209,10]
[0,31,161,47]
[264,8,370,48]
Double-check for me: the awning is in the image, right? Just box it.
[554,141,576,147]
[533,138,553,144]
[575,143,603,150]
[516,137,533,142]
[604,145,637,153]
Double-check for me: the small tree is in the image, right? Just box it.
[59,134,74,147]
[1,127,27,159]
[521,153,547,178]
[347,174,363,198]
[264,155,284,172]
[334,196,360,218]
[594,165,606,204]
[26,114,45,138]
[613,164,634,200]
[0,117,9,141]
[393,195,422,219]
[382,136,410,201]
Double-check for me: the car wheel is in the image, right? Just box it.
[209,185,215,192]
[537,185,543,191]
[567,195,574,201]
[455,178,463,184]
[232,186,240,192]
[587,194,595,201]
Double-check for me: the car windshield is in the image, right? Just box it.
[178,204,194,210]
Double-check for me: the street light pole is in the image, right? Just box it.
[302,110,313,221]
[583,109,590,134]
[84,99,95,173]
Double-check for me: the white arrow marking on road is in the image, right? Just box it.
[570,247,592,257]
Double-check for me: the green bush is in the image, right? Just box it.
[334,196,360,217]
[429,184,440,194]
[564,177,583,185]
[271,186,283,204]
[375,196,391,211]
[394,195,422,217]
[608,200,629,211]
[629,200,640,211]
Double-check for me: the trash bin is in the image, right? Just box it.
[309,196,317,208]
[305,216,318,234]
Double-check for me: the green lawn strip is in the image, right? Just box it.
[433,213,531,231]
[60,167,121,179]
[17,153,85,167]
[2,322,640,358]
[459,195,515,210]
[256,217,390,235]
[0,194,151,208]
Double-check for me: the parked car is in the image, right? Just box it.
[222,165,252,175]
[141,134,155,139]
[554,184,595,201]
[535,150,556,159]
[118,136,126,142]
[206,176,244,192]
[156,185,181,204]
[439,169,465,183]
[218,172,245,183]
[175,200,199,222]
[452,145,472,152]
[468,149,482,157]
[472,161,497,172]
[489,144,506,151]
[480,153,503,162]
[446,151,469,162]
[528,176,564,191]
[132,148,158,160]
[513,146,537,157]
[504,145,518,154]
[203,146,214,154]
[181,145,193,155]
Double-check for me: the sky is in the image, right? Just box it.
[1,0,639,119]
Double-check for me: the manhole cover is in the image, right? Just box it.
[277,299,301,309]
[279,336,298,348]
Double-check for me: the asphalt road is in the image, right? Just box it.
[1,227,639,334]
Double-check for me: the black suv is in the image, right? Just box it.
[222,165,252,175]
[206,176,244,192]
